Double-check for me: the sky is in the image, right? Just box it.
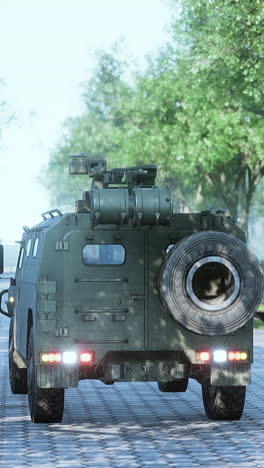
[0,0,173,241]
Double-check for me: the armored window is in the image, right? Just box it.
[26,238,32,256]
[18,248,25,269]
[82,244,125,265]
[33,238,39,257]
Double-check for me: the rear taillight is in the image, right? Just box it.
[196,349,249,363]
[40,351,95,365]
[197,351,210,362]
[228,351,248,361]
[41,353,62,363]
[80,352,94,364]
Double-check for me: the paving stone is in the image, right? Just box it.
[0,293,264,467]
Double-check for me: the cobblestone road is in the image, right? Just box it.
[0,281,264,467]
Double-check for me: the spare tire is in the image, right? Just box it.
[159,231,264,336]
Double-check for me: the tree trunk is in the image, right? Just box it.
[199,154,264,239]
[239,200,250,238]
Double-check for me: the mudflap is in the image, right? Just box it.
[37,366,79,388]
[210,363,251,386]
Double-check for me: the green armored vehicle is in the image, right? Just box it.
[1,156,263,423]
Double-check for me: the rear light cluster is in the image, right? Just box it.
[41,353,62,363]
[228,351,248,361]
[196,350,249,363]
[40,351,94,365]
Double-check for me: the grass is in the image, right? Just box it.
[254,318,264,330]
[254,302,264,329]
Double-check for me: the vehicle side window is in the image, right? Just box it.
[26,238,32,256]
[33,238,39,257]
[83,244,125,265]
[18,248,25,269]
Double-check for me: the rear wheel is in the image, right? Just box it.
[27,330,64,423]
[158,379,188,393]
[202,380,246,420]
[9,319,28,394]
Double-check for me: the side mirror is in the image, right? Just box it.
[0,289,11,318]
[0,244,3,274]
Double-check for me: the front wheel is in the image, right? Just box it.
[27,330,64,423]
[202,380,246,420]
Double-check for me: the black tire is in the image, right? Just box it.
[202,381,246,420]
[9,319,28,394]
[27,330,64,423]
[158,378,188,392]
[159,231,264,335]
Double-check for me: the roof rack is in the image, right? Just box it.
[41,209,63,220]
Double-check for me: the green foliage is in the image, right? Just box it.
[111,0,264,227]
[41,51,132,208]
[175,0,264,112]
[178,0,264,229]
[43,0,264,233]
[254,318,264,330]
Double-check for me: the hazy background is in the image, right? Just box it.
[0,0,171,241]
[1,0,263,268]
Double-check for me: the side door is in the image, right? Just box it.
[15,235,39,358]
[13,244,25,353]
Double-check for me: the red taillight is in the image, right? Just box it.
[228,351,248,361]
[80,352,94,364]
[196,349,249,363]
[40,351,95,365]
[197,351,211,362]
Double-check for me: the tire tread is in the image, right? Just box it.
[9,319,28,394]
[202,382,246,420]
[27,330,64,423]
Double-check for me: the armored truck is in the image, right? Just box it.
[1,156,263,423]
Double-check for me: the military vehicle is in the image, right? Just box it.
[1,156,263,424]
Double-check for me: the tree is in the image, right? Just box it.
[174,0,264,116]
[171,0,264,231]
[42,51,132,208]
[111,0,264,231]
[44,0,264,235]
